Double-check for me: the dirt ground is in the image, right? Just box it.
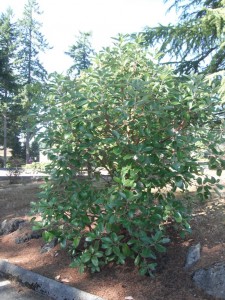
[0,175,225,300]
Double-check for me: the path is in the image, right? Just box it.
[0,276,51,300]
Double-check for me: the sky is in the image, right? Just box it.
[1,0,177,74]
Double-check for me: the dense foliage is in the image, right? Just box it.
[34,36,225,275]
[17,0,49,163]
[65,31,95,77]
[0,0,49,163]
[142,0,225,74]
[0,9,21,165]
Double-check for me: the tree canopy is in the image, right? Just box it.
[65,31,95,77]
[142,0,225,74]
[0,0,50,163]
[0,9,22,165]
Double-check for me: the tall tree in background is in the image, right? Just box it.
[0,9,19,167]
[65,31,95,77]
[17,0,49,163]
[142,0,225,74]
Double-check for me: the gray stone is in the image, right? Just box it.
[40,237,58,253]
[15,230,43,244]
[193,262,225,299]
[184,243,201,269]
[0,219,26,235]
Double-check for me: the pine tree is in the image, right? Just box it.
[65,31,95,76]
[17,0,49,163]
[0,9,19,167]
[142,0,225,74]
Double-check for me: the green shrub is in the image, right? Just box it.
[33,35,225,275]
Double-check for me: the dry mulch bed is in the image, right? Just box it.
[0,177,225,300]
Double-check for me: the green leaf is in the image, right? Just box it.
[175,180,184,189]
[81,252,91,263]
[174,211,182,223]
[113,246,121,256]
[32,225,42,231]
[148,263,157,271]
[209,176,216,184]
[94,240,100,251]
[139,267,148,276]
[42,231,56,242]
[197,177,202,185]
[134,255,140,266]
[95,251,103,258]
[101,237,113,244]
[122,244,132,257]
[77,99,88,107]
[117,193,127,201]
[60,239,67,249]
[154,244,166,253]
[78,264,85,273]
[123,179,135,188]
[105,248,113,256]
[113,177,122,184]
[217,169,222,176]
[69,260,80,268]
[153,230,163,241]
[73,237,81,248]
[111,232,118,242]
[141,248,156,259]
[109,215,116,224]
[85,236,93,242]
[216,184,224,190]
[91,256,99,267]
[123,154,134,160]
[111,130,120,139]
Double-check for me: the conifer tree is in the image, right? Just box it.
[143,0,225,74]
[0,9,19,166]
[17,0,49,163]
[65,31,95,77]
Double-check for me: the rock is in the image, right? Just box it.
[0,219,26,235]
[193,262,225,299]
[15,230,43,244]
[40,237,58,253]
[184,243,201,269]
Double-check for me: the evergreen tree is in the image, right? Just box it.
[0,9,19,166]
[30,139,39,161]
[142,0,225,74]
[17,0,49,163]
[65,31,95,76]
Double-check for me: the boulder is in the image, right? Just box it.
[184,243,201,269]
[193,262,225,299]
[15,230,43,244]
[40,237,58,253]
[0,219,26,235]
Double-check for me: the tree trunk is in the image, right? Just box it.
[3,112,7,168]
[3,90,8,168]
[26,131,30,164]
[25,26,32,165]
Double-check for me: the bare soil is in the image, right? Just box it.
[0,176,225,300]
